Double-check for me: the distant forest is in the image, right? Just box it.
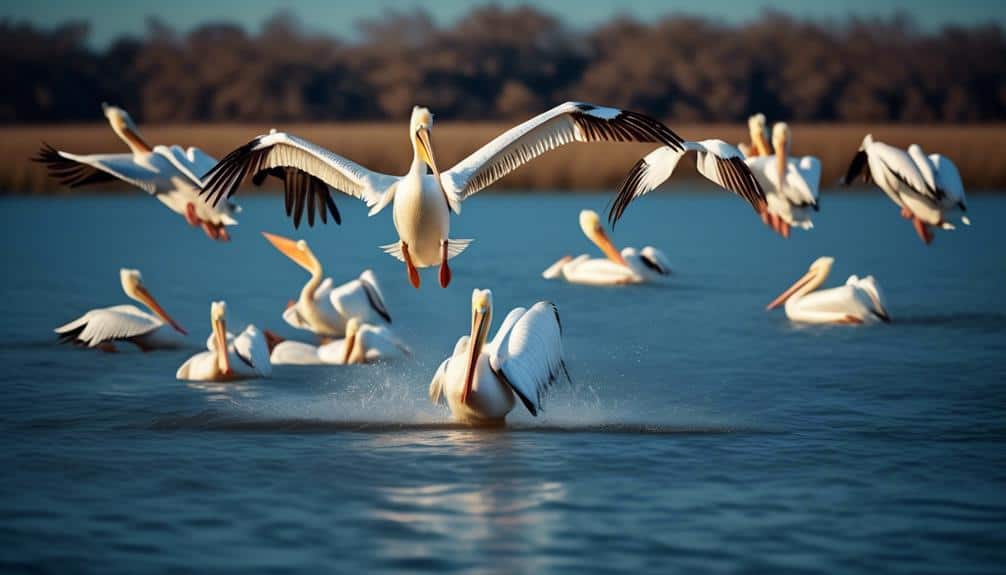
[5,6,1005,124]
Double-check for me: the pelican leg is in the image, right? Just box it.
[900,206,913,220]
[439,240,452,288]
[401,242,421,289]
[200,221,221,241]
[216,225,230,242]
[780,220,791,239]
[184,203,201,227]
[912,217,934,245]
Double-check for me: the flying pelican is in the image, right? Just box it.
[55,268,187,351]
[262,232,391,338]
[738,113,771,158]
[176,301,271,381]
[745,123,821,237]
[200,102,693,288]
[429,289,570,425]
[33,104,241,241]
[766,257,890,324]
[842,135,969,244]
[542,210,671,285]
[268,318,410,365]
[606,139,770,230]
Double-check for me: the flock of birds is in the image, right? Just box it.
[37,102,971,425]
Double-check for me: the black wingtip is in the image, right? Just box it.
[608,157,649,227]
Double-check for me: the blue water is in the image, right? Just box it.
[2,191,1005,574]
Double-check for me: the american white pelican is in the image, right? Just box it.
[33,104,242,241]
[200,102,687,288]
[842,135,969,244]
[268,318,410,365]
[606,139,770,231]
[745,123,821,237]
[429,289,570,425]
[766,257,890,324]
[738,113,772,158]
[55,268,187,351]
[263,232,391,338]
[176,301,271,381]
[542,210,670,285]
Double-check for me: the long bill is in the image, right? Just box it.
[766,270,816,310]
[262,232,318,275]
[213,316,231,376]
[342,321,359,365]
[594,228,628,267]
[461,309,490,405]
[775,144,787,195]
[135,285,187,334]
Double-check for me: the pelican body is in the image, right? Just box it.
[263,232,391,339]
[543,210,671,285]
[34,104,239,241]
[269,318,410,365]
[745,122,821,237]
[55,268,187,351]
[843,134,969,244]
[766,257,890,324]
[176,301,271,381]
[201,102,686,289]
[429,290,570,425]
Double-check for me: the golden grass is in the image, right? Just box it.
[4,122,1005,194]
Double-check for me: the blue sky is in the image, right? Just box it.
[7,0,1005,47]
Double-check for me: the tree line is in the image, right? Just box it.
[4,6,1004,124]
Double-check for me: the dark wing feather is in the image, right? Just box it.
[841,150,870,186]
[33,143,118,188]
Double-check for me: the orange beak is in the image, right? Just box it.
[262,232,316,273]
[766,270,816,310]
[213,318,231,376]
[461,309,489,405]
[416,127,441,183]
[595,228,628,267]
[135,285,187,335]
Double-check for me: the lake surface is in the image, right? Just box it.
[2,191,1005,574]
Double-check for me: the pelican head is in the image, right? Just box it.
[772,122,791,155]
[766,256,835,310]
[262,232,321,276]
[579,209,628,266]
[748,113,770,155]
[342,317,361,364]
[102,103,151,154]
[210,301,230,375]
[120,268,186,334]
[462,289,494,405]
[410,106,441,179]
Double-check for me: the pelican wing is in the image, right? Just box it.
[233,325,272,377]
[488,302,570,416]
[639,246,672,275]
[841,149,871,186]
[200,132,399,227]
[608,140,766,225]
[154,145,217,187]
[746,155,820,208]
[34,144,159,194]
[443,102,685,202]
[430,336,469,405]
[870,142,936,202]
[55,305,162,347]
[928,154,967,208]
[330,271,392,325]
[845,275,890,322]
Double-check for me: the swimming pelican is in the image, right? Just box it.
[766,257,890,324]
[176,301,271,381]
[429,289,570,425]
[606,139,769,230]
[263,232,391,338]
[842,135,969,244]
[33,103,241,241]
[738,113,771,158]
[269,318,410,365]
[745,123,821,237]
[543,210,671,285]
[55,268,187,351]
[200,102,687,288]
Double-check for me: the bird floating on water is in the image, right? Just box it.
[176,301,271,381]
[842,135,969,245]
[766,257,890,324]
[200,102,691,288]
[268,318,410,366]
[429,289,570,425]
[543,210,670,285]
[34,104,240,241]
[262,232,391,339]
[55,268,187,351]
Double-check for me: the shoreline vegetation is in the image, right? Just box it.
[4,122,1005,194]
